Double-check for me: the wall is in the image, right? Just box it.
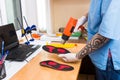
[52,0,90,32]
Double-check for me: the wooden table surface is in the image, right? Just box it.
[10,43,86,80]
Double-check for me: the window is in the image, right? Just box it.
[0,0,7,26]
[5,0,22,30]
[36,0,53,34]
[0,0,22,30]
[0,10,2,25]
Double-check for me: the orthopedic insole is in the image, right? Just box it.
[46,43,77,48]
[42,45,70,54]
[40,60,74,71]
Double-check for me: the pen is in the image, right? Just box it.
[0,41,4,60]
[0,50,9,64]
[2,50,9,62]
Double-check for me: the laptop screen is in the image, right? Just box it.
[0,23,19,51]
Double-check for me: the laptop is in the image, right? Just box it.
[0,23,41,61]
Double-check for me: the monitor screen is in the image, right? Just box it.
[0,23,19,51]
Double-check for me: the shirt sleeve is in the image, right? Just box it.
[98,0,120,40]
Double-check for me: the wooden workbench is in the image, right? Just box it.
[10,43,86,80]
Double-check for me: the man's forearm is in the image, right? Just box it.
[76,33,109,59]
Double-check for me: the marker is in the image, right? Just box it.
[1,50,9,63]
[0,41,4,60]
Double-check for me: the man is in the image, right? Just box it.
[58,0,120,80]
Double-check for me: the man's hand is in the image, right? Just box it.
[74,16,87,32]
[58,53,80,62]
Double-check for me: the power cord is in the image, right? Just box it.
[25,59,29,63]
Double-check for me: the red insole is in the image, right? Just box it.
[42,45,70,54]
[40,60,74,71]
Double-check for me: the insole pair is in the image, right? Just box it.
[40,45,73,71]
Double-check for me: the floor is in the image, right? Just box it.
[77,74,95,80]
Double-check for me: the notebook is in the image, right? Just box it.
[0,23,41,61]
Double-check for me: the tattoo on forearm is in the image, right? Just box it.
[76,34,109,59]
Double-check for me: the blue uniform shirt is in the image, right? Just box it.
[87,0,120,70]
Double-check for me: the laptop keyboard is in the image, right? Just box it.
[6,44,41,61]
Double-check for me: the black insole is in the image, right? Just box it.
[42,45,70,54]
[40,60,74,71]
